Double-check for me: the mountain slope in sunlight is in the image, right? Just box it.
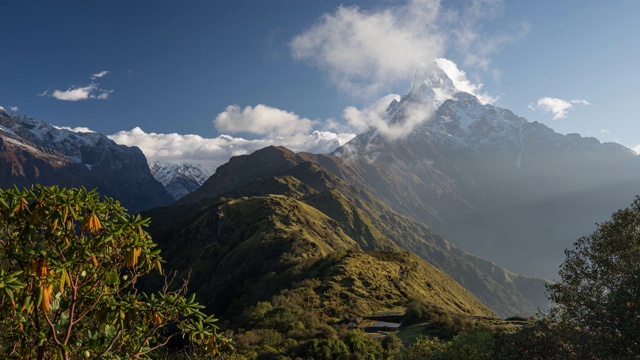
[145,147,549,317]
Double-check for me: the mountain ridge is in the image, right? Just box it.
[0,110,173,212]
[145,146,549,317]
[150,161,213,200]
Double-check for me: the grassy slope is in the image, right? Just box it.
[146,192,493,324]
[145,149,547,317]
[317,251,494,318]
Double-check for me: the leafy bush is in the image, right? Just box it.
[0,186,228,359]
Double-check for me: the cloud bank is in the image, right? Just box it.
[529,97,590,120]
[109,103,356,169]
[109,127,355,169]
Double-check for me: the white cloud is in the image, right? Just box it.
[50,83,113,101]
[571,99,590,106]
[343,93,436,141]
[600,129,610,135]
[90,70,109,80]
[108,127,355,169]
[529,97,590,120]
[110,104,357,168]
[42,71,113,101]
[434,58,498,104]
[53,125,95,133]
[342,94,401,133]
[290,0,523,98]
[291,0,445,97]
[213,104,314,136]
[9,106,18,112]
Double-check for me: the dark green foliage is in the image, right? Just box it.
[492,318,587,360]
[404,300,449,326]
[403,300,474,340]
[547,196,640,359]
[302,338,350,360]
[343,330,384,359]
[445,330,494,360]
[381,333,404,359]
[406,336,449,360]
[405,329,494,360]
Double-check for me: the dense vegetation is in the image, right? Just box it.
[2,183,638,358]
[0,186,228,359]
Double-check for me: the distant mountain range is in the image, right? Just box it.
[150,161,213,200]
[0,107,173,213]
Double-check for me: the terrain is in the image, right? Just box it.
[150,161,213,200]
[146,146,548,318]
[0,108,172,212]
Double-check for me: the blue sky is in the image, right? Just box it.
[2,0,639,166]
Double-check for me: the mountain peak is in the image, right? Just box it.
[411,60,456,92]
[408,60,461,108]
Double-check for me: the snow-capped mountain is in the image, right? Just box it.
[319,60,640,280]
[150,161,214,200]
[0,109,173,212]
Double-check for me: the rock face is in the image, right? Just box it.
[0,109,173,213]
[309,61,640,280]
[150,161,213,200]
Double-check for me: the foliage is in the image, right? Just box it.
[343,329,383,359]
[0,186,229,359]
[380,333,404,359]
[492,318,585,360]
[444,329,493,360]
[547,196,640,358]
[406,336,449,360]
[404,301,447,326]
[403,300,474,340]
[405,329,493,360]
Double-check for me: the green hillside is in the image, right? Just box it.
[146,192,492,321]
[145,152,546,317]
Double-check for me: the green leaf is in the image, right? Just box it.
[105,271,119,286]
[5,288,14,302]
[104,324,116,339]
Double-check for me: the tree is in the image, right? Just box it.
[547,196,640,359]
[0,186,229,359]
